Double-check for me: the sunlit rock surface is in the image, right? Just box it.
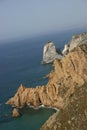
[7,44,87,110]
[6,33,87,130]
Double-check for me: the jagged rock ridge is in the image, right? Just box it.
[6,43,87,110]
[6,34,87,130]
[42,33,87,64]
[62,32,87,55]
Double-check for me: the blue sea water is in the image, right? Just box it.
[0,28,87,130]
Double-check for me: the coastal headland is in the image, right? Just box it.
[6,33,87,129]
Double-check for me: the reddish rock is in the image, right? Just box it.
[12,108,20,117]
[6,44,87,110]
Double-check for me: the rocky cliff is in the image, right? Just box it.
[41,43,87,130]
[42,33,87,64]
[6,43,87,110]
[6,36,87,129]
[41,83,87,130]
[62,32,87,55]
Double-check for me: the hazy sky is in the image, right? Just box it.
[0,0,87,41]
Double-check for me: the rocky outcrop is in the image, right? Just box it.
[6,43,87,110]
[42,33,87,64]
[62,32,87,55]
[6,84,42,108]
[69,32,87,51]
[42,41,62,64]
[6,40,87,130]
[41,83,87,130]
[12,108,20,117]
[62,44,69,55]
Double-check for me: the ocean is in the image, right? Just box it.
[0,28,87,130]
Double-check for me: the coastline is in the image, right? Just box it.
[6,33,87,112]
[27,103,59,111]
[4,31,87,130]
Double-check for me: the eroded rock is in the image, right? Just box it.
[6,43,87,110]
[12,108,20,117]
[42,41,62,64]
[69,32,87,52]
[62,44,69,55]
[62,32,87,55]
[41,83,87,130]
[6,33,87,130]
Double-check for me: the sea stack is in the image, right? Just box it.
[12,108,20,117]
[42,41,62,64]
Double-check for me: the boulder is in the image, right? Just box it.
[42,41,62,64]
[12,108,20,117]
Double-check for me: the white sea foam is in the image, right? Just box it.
[27,103,58,111]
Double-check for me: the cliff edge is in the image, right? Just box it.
[6,43,87,110]
[62,32,87,55]
[6,35,87,129]
[41,82,87,130]
[42,33,87,63]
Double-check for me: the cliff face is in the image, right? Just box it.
[69,32,87,51]
[6,44,87,110]
[41,83,87,130]
[42,33,87,64]
[62,32,87,55]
